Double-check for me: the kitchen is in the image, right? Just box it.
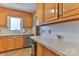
[0,3,79,56]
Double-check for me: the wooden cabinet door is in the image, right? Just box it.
[44,3,58,23]
[15,36,24,48]
[36,43,44,56]
[59,3,79,18]
[0,39,6,52]
[43,46,57,56]
[23,14,32,28]
[0,12,7,27]
[5,37,15,50]
[36,3,44,24]
[35,43,58,56]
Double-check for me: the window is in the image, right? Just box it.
[8,16,23,31]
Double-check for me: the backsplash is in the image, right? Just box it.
[40,21,79,43]
[0,27,33,35]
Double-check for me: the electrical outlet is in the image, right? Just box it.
[42,29,44,33]
[0,29,1,32]
[49,29,51,34]
[56,34,64,40]
[42,28,51,34]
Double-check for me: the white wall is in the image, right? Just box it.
[40,21,79,43]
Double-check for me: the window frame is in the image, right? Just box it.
[7,16,23,31]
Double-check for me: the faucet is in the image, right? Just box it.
[56,34,64,40]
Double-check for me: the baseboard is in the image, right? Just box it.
[0,46,32,54]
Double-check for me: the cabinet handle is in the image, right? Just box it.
[58,3,63,18]
[60,4,64,17]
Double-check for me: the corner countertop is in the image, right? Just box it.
[31,36,79,56]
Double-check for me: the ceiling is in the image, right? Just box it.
[0,3,36,13]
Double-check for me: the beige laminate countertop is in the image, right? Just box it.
[31,36,79,56]
[0,33,34,36]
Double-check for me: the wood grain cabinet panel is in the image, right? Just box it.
[43,46,57,56]
[0,39,6,52]
[0,12,7,27]
[36,3,79,25]
[23,14,32,28]
[36,3,44,24]
[36,43,44,56]
[35,43,58,56]
[59,3,79,18]
[0,7,32,28]
[15,36,24,48]
[7,9,22,17]
[44,3,58,23]
[0,36,24,52]
[5,37,15,50]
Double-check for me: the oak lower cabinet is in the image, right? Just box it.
[59,3,79,18]
[43,46,58,56]
[15,36,24,48]
[44,3,58,24]
[36,43,44,56]
[36,43,58,56]
[5,37,15,50]
[0,36,24,52]
[0,38,6,52]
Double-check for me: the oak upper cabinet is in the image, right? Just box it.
[23,13,32,28]
[0,12,7,27]
[44,3,58,23]
[36,3,44,25]
[0,7,32,28]
[15,36,24,48]
[59,3,79,18]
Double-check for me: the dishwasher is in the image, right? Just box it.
[23,35,36,56]
[23,34,34,48]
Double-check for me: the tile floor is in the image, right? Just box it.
[0,48,32,56]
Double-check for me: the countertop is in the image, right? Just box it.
[0,33,34,36]
[31,36,79,56]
